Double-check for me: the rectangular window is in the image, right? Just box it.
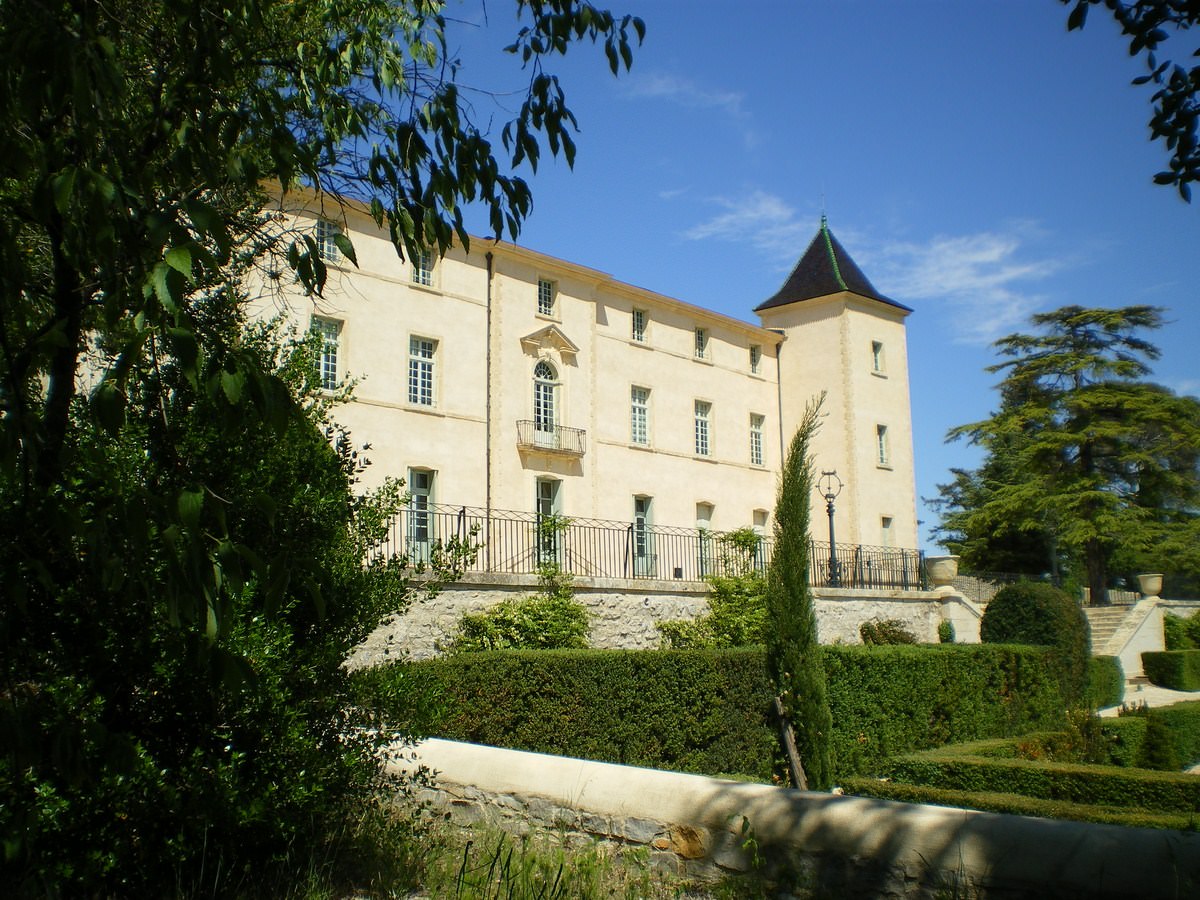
[876,424,890,466]
[411,249,434,286]
[694,400,711,457]
[536,478,562,563]
[630,386,650,446]
[537,278,556,316]
[633,495,654,576]
[750,414,764,466]
[408,336,436,406]
[316,219,340,262]
[871,340,885,373]
[313,318,340,390]
[631,308,647,343]
[750,344,762,374]
[694,327,708,360]
[881,516,894,548]
[408,468,436,561]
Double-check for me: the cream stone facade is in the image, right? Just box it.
[252,195,919,552]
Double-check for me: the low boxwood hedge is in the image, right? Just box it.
[1143,651,1200,691]
[840,777,1200,831]
[884,752,1200,811]
[354,644,1070,780]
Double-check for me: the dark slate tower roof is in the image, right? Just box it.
[754,216,911,313]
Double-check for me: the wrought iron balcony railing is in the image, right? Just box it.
[372,501,925,589]
[516,419,586,456]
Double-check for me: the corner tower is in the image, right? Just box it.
[756,218,918,551]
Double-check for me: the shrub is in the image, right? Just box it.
[859,619,918,645]
[451,594,589,652]
[657,570,767,649]
[938,620,956,644]
[1163,612,1200,651]
[1085,656,1124,708]
[1142,651,1200,691]
[448,563,589,652]
[980,581,1091,703]
[357,644,1069,781]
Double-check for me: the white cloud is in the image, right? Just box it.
[867,226,1062,345]
[682,190,809,267]
[625,73,745,118]
[624,73,759,149]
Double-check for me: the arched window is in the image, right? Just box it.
[533,360,558,435]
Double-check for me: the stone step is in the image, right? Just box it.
[1084,606,1134,653]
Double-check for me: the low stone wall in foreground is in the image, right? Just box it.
[390,738,1200,899]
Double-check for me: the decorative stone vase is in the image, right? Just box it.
[1137,573,1163,598]
[925,555,960,588]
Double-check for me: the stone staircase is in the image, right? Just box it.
[1084,604,1135,655]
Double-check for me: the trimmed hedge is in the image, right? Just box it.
[1143,651,1200,691]
[980,581,1091,702]
[884,752,1200,811]
[354,644,1069,780]
[1086,655,1124,708]
[840,778,1199,831]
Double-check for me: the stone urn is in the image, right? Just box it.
[1137,573,1164,598]
[925,555,960,588]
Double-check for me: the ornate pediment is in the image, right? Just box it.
[519,324,579,363]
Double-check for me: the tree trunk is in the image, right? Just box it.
[1085,539,1108,606]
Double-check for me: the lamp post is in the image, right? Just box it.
[817,470,843,587]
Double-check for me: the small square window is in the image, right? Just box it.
[632,308,647,343]
[538,279,557,317]
[411,249,434,287]
[694,327,708,360]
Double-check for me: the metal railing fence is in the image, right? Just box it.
[375,502,925,589]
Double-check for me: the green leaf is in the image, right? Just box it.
[92,379,126,435]
[178,488,203,529]
[165,245,193,280]
[220,369,244,404]
[332,231,358,265]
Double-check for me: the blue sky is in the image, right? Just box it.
[442,0,1199,551]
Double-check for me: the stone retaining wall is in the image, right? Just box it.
[390,738,1200,898]
[349,574,982,666]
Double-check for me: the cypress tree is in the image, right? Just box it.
[766,396,833,789]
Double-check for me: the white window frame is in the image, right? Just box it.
[876,423,890,467]
[537,278,557,317]
[630,386,650,446]
[694,400,712,457]
[533,360,559,438]
[408,335,437,407]
[749,413,764,466]
[750,344,762,374]
[315,218,341,262]
[632,308,647,343]
[411,249,434,287]
[694,327,708,360]
[313,317,341,391]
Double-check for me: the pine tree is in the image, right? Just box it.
[766,396,833,789]
[941,306,1200,604]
